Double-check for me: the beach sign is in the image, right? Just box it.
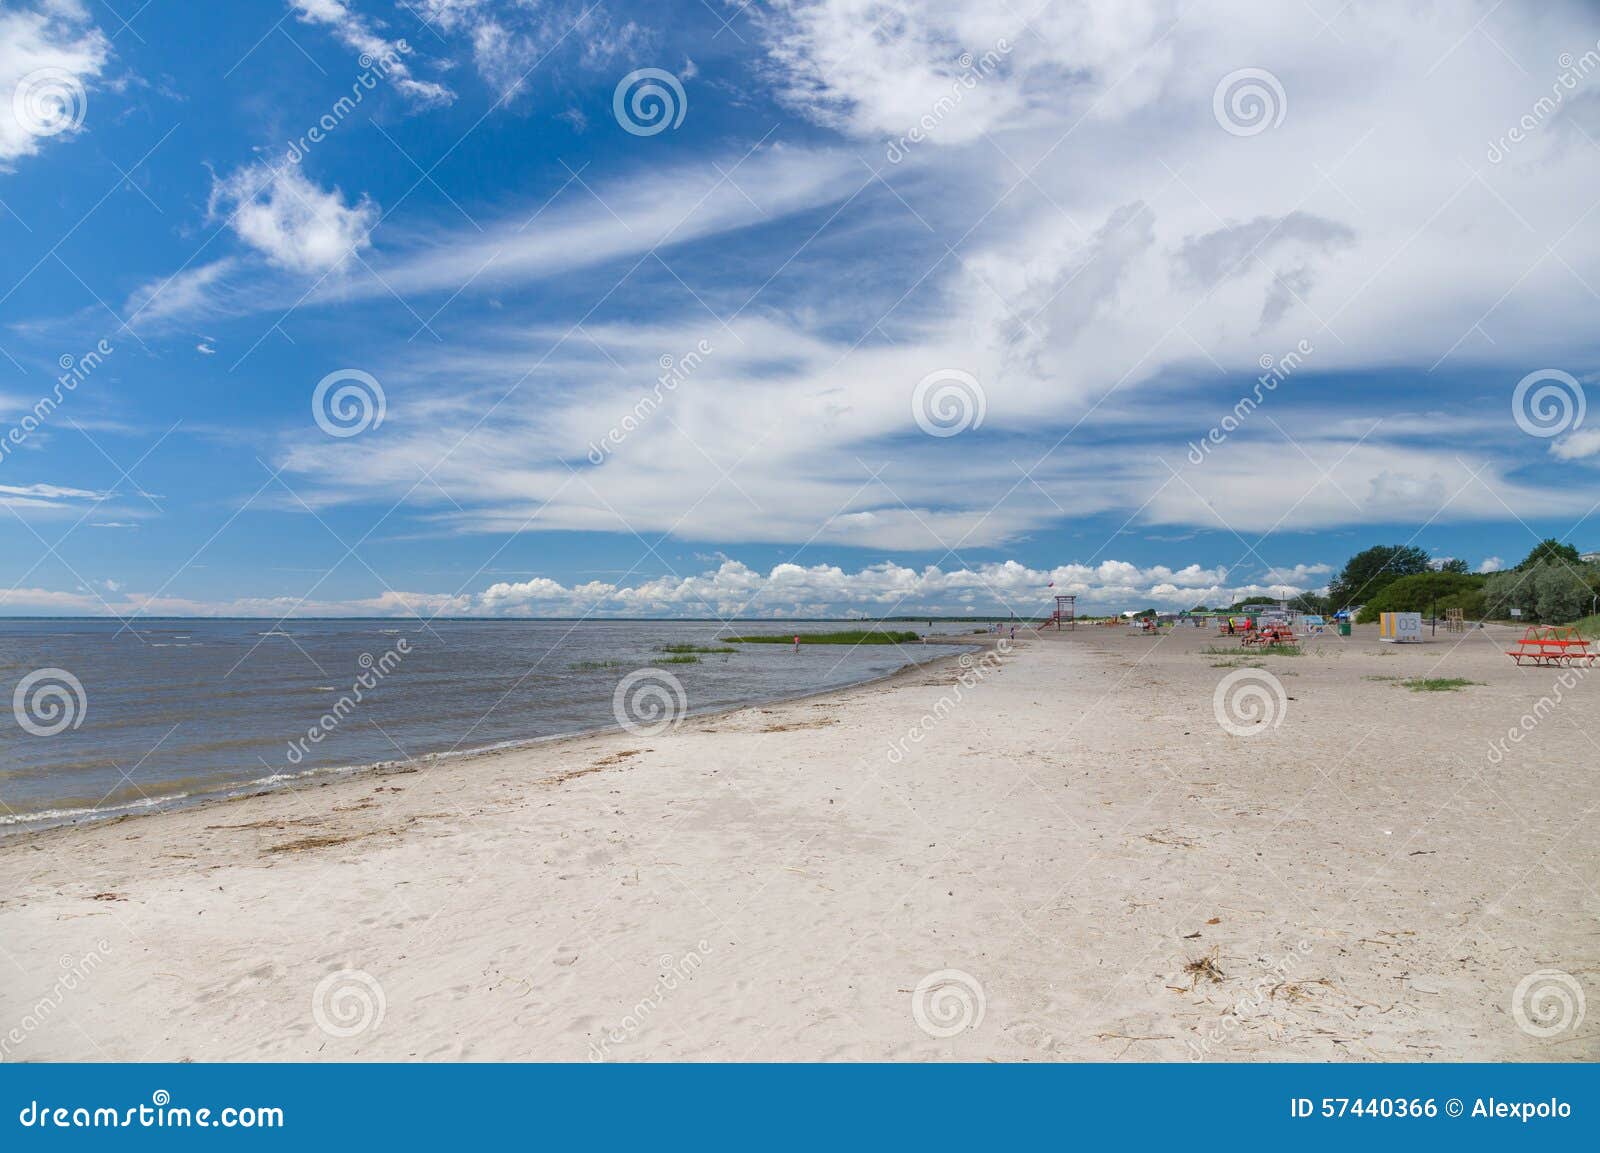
[1378,611,1423,643]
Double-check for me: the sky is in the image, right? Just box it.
[1,0,1599,619]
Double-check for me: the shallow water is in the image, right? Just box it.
[0,619,981,834]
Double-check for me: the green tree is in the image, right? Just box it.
[1533,563,1593,622]
[1437,558,1469,574]
[1516,538,1582,571]
[1328,544,1431,610]
[1355,572,1486,622]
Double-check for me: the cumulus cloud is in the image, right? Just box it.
[208,163,378,274]
[0,555,1326,618]
[1478,556,1503,573]
[0,0,110,168]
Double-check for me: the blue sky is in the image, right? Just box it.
[2,0,1599,618]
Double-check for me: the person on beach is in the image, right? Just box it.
[793,635,800,651]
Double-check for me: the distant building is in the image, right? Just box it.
[1582,551,1600,564]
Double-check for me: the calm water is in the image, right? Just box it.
[0,619,979,834]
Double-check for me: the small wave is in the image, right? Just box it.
[0,793,186,827]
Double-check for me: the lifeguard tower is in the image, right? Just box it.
[1041,594,1076,630]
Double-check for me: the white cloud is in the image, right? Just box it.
[0,0,110,168]
[0,555,1324,618]
[1550,426,1600,460]
[124,259,236,326]
[1478,556,1504,573]
[289,0,452,107]
[208,163,378,274]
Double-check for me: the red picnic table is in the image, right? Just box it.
[1241,623,1298,648]
[1505,626,1598,667]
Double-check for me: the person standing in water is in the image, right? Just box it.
[793,635,800,651]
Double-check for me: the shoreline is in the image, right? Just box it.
[2,626,1592,1062]
[1,638,988,846]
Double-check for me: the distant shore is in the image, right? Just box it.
[1,624,1592,1061]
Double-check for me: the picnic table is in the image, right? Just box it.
[1505,626,1598,667]
[1241,623,1298,648]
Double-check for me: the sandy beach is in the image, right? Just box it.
[2,624,1595,1062]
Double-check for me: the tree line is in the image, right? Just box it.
[1190,539,1597,625]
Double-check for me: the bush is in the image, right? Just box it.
[1355,571,1486,622]
[1485,562,1599,622]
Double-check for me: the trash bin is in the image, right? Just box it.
[1338,621,1352,636]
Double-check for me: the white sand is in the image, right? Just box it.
[2,624,1595,1062]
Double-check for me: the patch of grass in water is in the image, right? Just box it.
[571,659,626,670]
[659,643,737,654]
[1400,677,1478,692]
[659,654,700,664]
[724,630,921,645]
